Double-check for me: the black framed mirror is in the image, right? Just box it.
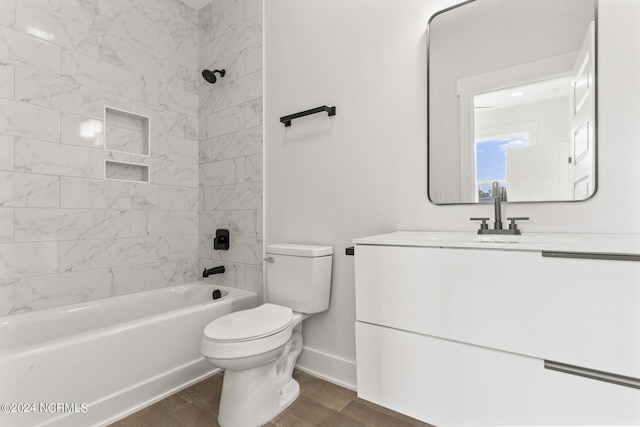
[428,0,597,204]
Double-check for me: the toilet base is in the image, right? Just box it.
[278,376,300,409]
[217,331,303,427]
[218,371,300,427]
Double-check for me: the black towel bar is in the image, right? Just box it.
[280,105,336,127]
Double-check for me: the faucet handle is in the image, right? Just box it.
[470,217,490,230]
[506,217,529,233]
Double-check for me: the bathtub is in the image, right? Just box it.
[0,282,257,427]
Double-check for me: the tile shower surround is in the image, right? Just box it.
[0,0,264,315]
[198,0,264,301]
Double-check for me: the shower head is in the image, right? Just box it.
[202,69,226,84]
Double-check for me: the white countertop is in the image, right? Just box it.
[353,231,640,255]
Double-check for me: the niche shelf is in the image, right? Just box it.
[104,106,150,156]
[105,160,150,183]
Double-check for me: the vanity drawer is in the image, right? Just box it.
[356,322,640,426]
[354,244,640,378]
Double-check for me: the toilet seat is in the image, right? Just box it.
[201,304,301,360]
[204,304,293,342]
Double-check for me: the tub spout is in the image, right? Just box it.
[203,266,225,277]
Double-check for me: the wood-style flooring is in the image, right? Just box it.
[108,370,434,427]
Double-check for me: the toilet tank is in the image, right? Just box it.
[265,243,333,314]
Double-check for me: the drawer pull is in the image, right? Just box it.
[544,360,640,390]
[542,251,640,262]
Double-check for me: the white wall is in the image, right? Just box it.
[265,0,640,389]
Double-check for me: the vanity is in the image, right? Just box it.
[353,231,640,426]
[355,0,636,423]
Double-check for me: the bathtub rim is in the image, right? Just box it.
[0,283,257,359]
[0,281,243,323]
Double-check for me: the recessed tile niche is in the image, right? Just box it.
[105,107,150,155]
[105,160,149,183]
[104,107,151,183]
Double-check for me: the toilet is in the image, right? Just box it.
[200,243,333,427]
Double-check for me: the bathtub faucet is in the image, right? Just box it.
[203,266,225,277]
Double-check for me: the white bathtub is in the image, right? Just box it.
[0,282,257,427]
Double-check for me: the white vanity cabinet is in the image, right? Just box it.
[353,232,640,426]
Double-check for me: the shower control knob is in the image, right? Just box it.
[213,229,230,250]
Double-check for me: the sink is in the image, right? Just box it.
[353,231,640,254]
[409,232,583,245]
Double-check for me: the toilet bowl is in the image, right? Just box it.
[202,304,309,427]
[200,243,333,427]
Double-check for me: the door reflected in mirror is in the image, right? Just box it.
[428,0,597,204]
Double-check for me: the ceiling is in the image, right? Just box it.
[474,75,573,111]
[181,0,211,10]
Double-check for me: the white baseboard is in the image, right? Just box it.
[296,346,357,391]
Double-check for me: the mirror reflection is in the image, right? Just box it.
[428,0,597,204]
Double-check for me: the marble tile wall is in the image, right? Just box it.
[198,0,264,301]
[0,0,201,315]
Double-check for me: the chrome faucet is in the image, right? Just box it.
[471,181,529,235]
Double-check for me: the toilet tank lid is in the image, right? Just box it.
[267,243,333,257]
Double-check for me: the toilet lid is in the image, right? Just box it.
[204,304,293,342]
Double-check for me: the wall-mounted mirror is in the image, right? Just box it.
[428,0,597,204]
